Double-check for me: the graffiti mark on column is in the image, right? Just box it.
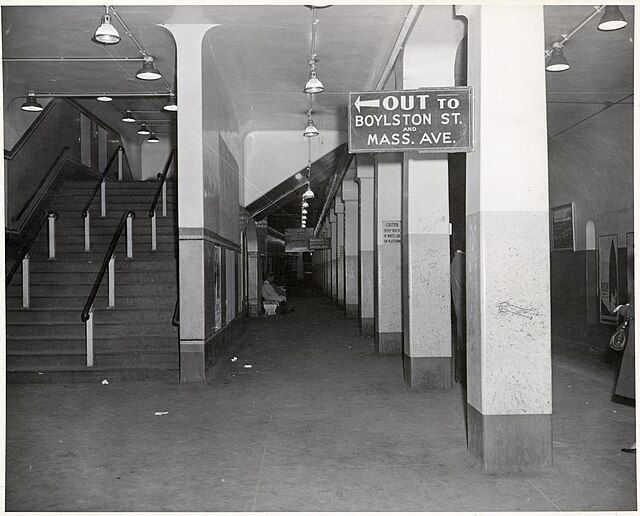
[497,301,540,320]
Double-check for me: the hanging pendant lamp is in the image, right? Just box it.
[122,110,136,123]
[163,94,178,112]
[546,47,570,72]
[136,58,162,80]
[303,118,320,137]
[598,6,627,31]
[147,132,160,143]
[138,123,150,135]
[21,93,43,112]
[93,7,121,44]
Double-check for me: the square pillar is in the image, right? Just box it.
[334,195,345,309]
[162,23,218,383]
[374,154,403,354]
[356,155,375,336]
[398,6,465,390]
[457,4,552,473]
[329,213,338,302]
[342,180,360,319]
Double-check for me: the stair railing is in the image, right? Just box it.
[148,145,176,251]
[6,211,59,308]
[81,210,135,367]
[82,145,125,252]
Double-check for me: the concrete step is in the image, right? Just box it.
[6,319,175,338]
[6,294,176,310]
[8,269,176,285]
[7,306,175,324]
[7,349,178,368]
[7,364,179,384]
[6,282,177,299]
[7,258,176,272]
[7,332,178,353]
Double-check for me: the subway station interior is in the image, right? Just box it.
[2,3,637,512]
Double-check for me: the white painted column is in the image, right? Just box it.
[356,154,375,336]
[334,196,345,309]
[342,178,359,319]
[457,4,552,473]
[400,7,464,390]
[374,154,403,354]
[162,23,218,383]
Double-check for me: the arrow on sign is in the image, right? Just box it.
[354,96,381,113]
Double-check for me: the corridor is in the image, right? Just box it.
[5,294,637,512]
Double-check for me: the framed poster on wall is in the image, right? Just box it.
[551,203,575,251]
[599,234,619,324]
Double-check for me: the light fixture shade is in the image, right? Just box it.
[136,60,162,80]
[147,132,160,143]
[546,48,570,72]
[303,118,320,137]
[302,186,315,200]
[163,94,178,112]
[97,94,112,102]
[302,208,308,215]
[302,215,308,221]
[304,70,324,93]
[598,6,627,31]
[94,13,121,44]
[122,110,136,123]
[21,93,43,112]
[138,123,150,135]
[302,201,309,208]
[301,223,307,227]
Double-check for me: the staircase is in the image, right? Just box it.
[6,178,180,383]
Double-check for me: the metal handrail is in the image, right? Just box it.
[81,210,135,322]
[12,146,70,223]
[149,145,176,218]
[6,210,58,286]
[81,145,124,218]
[4,98,60,161]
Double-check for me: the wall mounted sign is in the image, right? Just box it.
[551,203,575,251]
[382,220,401,244]
[309,237,331,250]
[284,228,314,253]
[599,234,619,325]
[348,87,473,153]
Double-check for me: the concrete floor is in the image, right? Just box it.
[4,295,638,511]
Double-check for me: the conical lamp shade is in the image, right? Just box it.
[303,118,319,137]
[136,60,162,80]
[138,123,150,135]
[94,14,120,44]
[546,48,570,72]
[304,70,324,93]
[302,186,315,200]
[163,94,178,112]
[598,6,627,31]
[21,94,43,112]
[147,132,160,143]
[122,110,136,123]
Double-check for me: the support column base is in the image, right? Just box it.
[375,332,402,355]
[248,303,260,318]
[180,341,206,383]
[403,354,451,390]
[345,304,358,319]
[467,404,552,473]
[360,318,374,337]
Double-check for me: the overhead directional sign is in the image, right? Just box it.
[348,87,473,154]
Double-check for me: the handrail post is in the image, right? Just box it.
[126,212,134,258]
[117,147,123,181]
[47,212,57,260]
[101,180,106,218]
[85,307,94,367]
[162,181,167,217]
[108,254,115,307]
[151,210,157,251]
[84,212,90,251]
[22,254,30,309]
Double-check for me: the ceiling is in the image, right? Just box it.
[1,4,634,229]
[543,4,634,138]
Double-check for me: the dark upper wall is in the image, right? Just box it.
[548,103,633,251]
